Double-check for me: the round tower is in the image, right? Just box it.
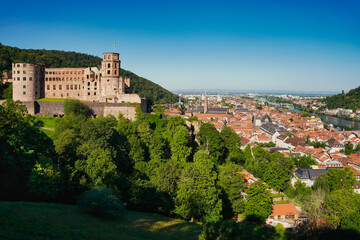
[12,63,43,102]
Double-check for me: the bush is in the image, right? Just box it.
[78,188,125,218]
[64,99,92,117]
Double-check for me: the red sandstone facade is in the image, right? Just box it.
[12,52,142,104]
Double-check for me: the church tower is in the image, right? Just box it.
[204,93,208,113]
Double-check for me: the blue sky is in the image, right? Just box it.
[1,0,359,92]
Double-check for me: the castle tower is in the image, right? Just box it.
[101,53,120,77]
[12,63,44,102]
[204,93,208,113]
[100,53,123,102]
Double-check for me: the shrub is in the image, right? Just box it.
[78,188,125,218]
[64,99,92,117]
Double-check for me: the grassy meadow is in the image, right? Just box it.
[0,201,202,240]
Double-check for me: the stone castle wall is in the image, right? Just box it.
[25,100,145,120]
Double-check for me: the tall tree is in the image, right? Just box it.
[170,125,191,163]
[218,164,246,216]
[244,181,273,223]
[175,150,222,223]
[197,123,226,164]
[220,126,244,164]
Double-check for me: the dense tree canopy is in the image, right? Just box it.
[2,97,360,238]
[322,86,360,111]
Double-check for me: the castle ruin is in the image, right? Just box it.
[11,52,146,120]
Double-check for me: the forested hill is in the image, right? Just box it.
[322,86,360,111]
[0,43,178,104]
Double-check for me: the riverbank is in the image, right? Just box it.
[292,104,360,130]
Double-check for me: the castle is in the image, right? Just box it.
[10,52,146,119]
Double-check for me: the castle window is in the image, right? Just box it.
[88,92,90,95]
[13,71,15,74]
[61,94,63,97]
[78,93,80,96]
[71,85,73,90]
[70,77,72,80]
[67,93,69,96]
[23,77,26,81]
[23,71,26,74]
[53,85,56,90]
[94,82,97,86]
[47,85,50,90]
[115,70,117,75]
[23,64,26,67]
[53,93,55,96]
[88,82,90,86]
[107,70,110,74]
[29,77,32,81]
[75,85,77,90]
[70,71,73,74]
[17,64,20,67]
[66,85,69,90]
[94,92,96,95]
[17,77,20,81]
[23,85,26,89]
[108,63,110,68]
[17,71,20,74]
[59,85,62,90]
[23,92,26,95]
[87,75,89,79]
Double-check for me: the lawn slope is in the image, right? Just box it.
[0,201,202,240]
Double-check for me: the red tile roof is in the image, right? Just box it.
[270,204,299,216]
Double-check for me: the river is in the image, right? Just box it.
[286,106,360,130]
[257,98,360,130]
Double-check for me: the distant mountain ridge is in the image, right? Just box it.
[322,86,360,111]
[0,43,178,104]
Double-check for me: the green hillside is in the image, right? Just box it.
[322,86,360,111]
[0,201,202,240]
[0,43,178,104]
